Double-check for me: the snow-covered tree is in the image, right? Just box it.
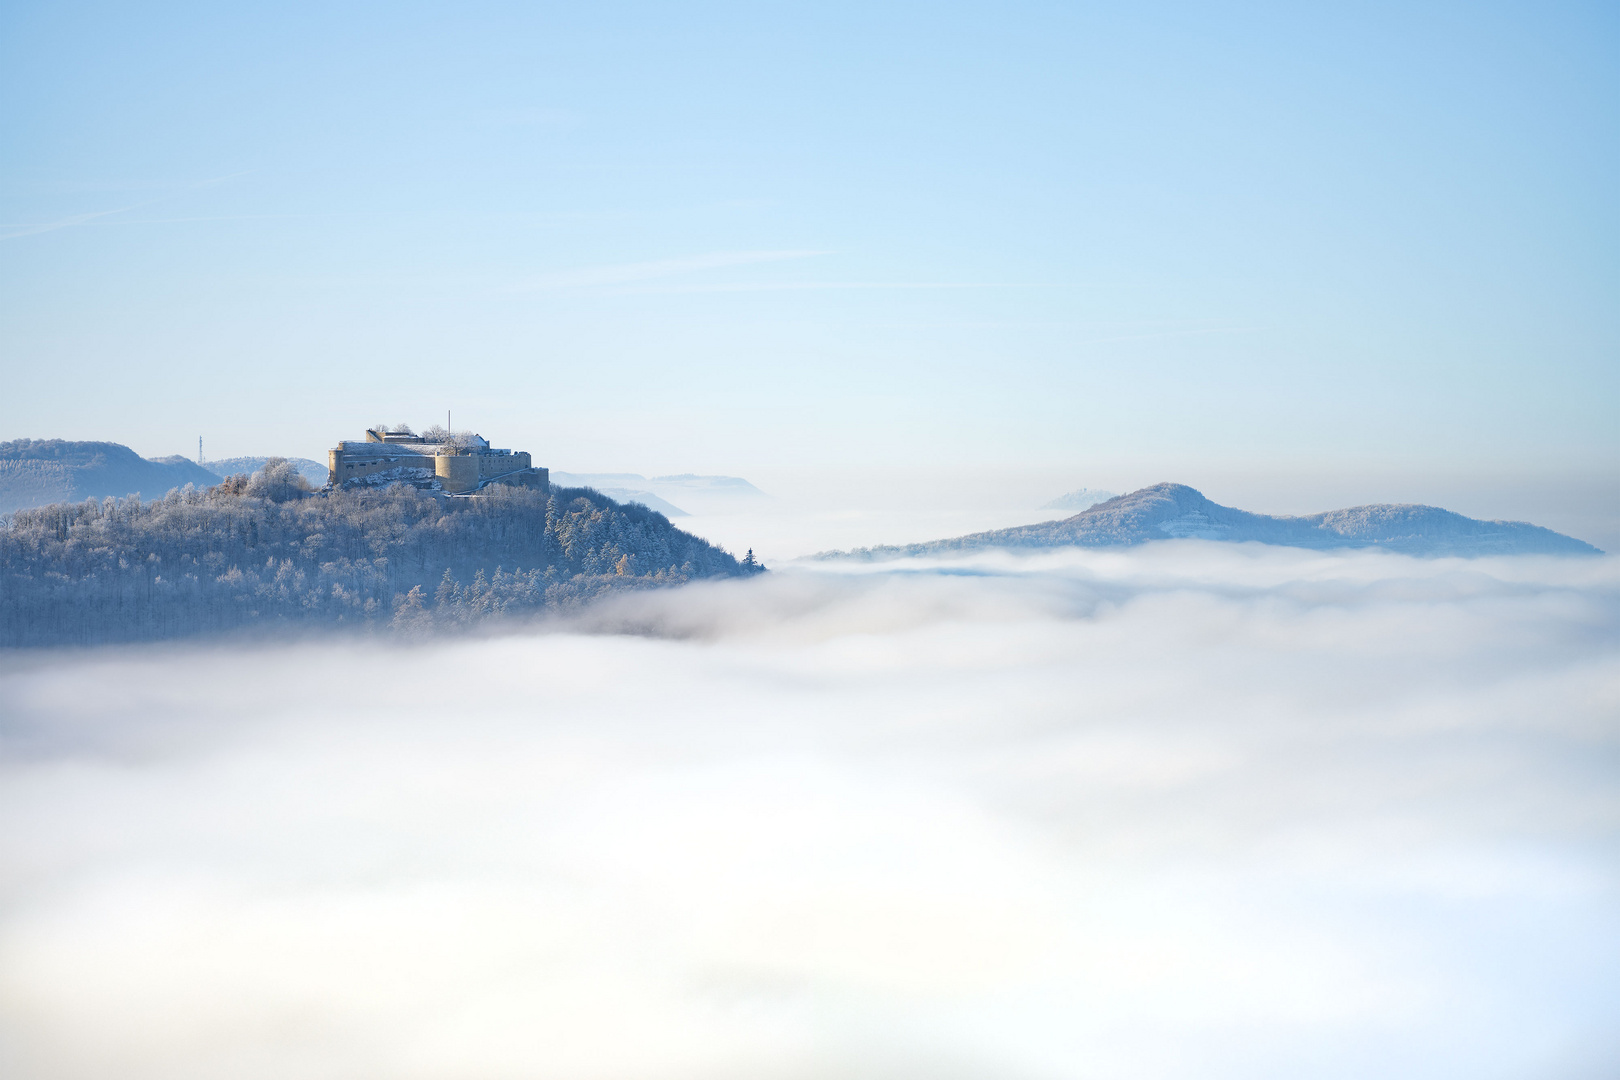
[0,462,758,646]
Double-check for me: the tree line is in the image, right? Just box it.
[0,460,761,647]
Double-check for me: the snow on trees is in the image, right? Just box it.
[0,468,755,647]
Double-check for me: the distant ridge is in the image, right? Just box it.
[203,456,328,487]
[0,439,220,515]
[649,474,769,496]
[820,483,1603,559]
[1040,487,1117,511]
[548,472,770,517]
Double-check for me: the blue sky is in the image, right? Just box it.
[2,1,1615,478]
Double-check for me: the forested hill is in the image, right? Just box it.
[0,439,220,515]
[821,483,1602,560]
[0,471,759,647]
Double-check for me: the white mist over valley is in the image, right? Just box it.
[3,545,1615,1078]
[5,3,1615,1075]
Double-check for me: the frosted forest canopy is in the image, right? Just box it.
[0,460,758,647]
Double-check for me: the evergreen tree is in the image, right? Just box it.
[0,463,764,647]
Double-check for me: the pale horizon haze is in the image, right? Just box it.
[3,2,1616,528]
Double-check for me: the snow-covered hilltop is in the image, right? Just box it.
[823,482,1603,559]
[0,439,219,515]
[0,467,764,647]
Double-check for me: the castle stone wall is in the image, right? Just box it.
[435,455,481,493]
[328,445,438,487]
[478,466,549,493]
[328,434,542,494]
[478,450,530,479]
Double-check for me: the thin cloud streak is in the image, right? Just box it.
[473,106,583,129]
[2,171,255,240]
[512,250,831,291]
[89,214,302,226]
[0,207,135,240]
[1,212,300,238]
[188,169,256,189]
[1074,325,1259,346]
[630,280,1075,294]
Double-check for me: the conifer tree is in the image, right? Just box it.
[0,463,758,646]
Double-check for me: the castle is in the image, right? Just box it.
[327,428,549,495]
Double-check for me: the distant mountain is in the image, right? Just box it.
[548,472,769,517]
[548,474,689,516]
[203,456,329,487]
[821,483,1603,559]
[0,439,221,515]
[649,474,769,497]
[1040,487,1117,511]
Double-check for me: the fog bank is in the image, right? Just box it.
[2,545,1617,1078]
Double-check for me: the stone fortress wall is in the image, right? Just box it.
[327,429,547,495]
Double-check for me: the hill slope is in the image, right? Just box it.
[0,439,220,515]
[1,474,760,647]
[823,483,1602,559]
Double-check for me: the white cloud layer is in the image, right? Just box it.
[1,544,1617,1079]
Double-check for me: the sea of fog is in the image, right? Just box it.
[2,543,1617,1079]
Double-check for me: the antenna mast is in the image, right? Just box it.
[198,436,203,465]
